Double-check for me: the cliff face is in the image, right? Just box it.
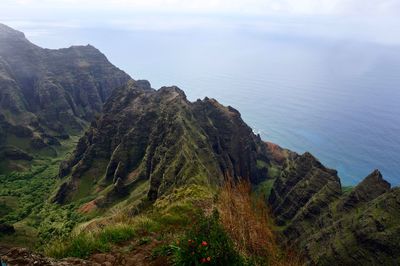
[268,152,400,265]
[0,23,131,171]
[55,81,270,205]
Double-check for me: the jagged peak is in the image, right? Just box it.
[338,169,391,211]
[195,97,241,119]
[356,169,391,191]
[158,86,188,101]
[299,151,323,168]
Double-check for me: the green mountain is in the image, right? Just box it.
[55,80,270,208]
[268,152,400,264]
[0,23,131,173]
[0,24,399,266]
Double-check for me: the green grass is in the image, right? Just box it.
[99,224,136,244]
[254,179,276,199]
[45,223,137,259]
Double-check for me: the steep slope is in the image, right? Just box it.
[0,23,131,172]
[55,80,270,209]
[268,152,400,265]
[56,78,400,265]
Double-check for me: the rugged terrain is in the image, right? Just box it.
[0,23,131,173]
[1,24,399,265]
[54,80,270,210]
[268,151,400,264]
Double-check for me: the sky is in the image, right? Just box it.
[1,0,400,46]
[1,0,400,16]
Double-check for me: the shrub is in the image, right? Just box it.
[172,210,244,266]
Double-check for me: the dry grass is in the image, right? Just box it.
[217,179,303,265]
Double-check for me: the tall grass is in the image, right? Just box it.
[217,179,303,265]
[45,223,136,259]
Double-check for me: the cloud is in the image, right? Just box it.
[1,0,400,17]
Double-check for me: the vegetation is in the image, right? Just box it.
[45,224,136,258]
[218,180,303,266]
[218,180,277,263]
[0,136,85,247]
[172,210,244,266]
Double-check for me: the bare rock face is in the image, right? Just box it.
[0,23,131,171]
[55,81,270,204]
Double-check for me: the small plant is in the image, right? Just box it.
[172,210,244,265]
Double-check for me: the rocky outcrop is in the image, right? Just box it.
[268,156,400,265]
[337,169,390,211]
[269,152,342,226]
[55,81,270,204]
[0,23,131,172]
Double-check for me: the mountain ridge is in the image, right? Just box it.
[0,23,399,266]
[0,22,131,172]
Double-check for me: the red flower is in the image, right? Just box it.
[201,241,208,247]
[200,258,207,263]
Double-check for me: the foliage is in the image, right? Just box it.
[0,136,86,247]
[172,210,245,266]
[0,163,57,224]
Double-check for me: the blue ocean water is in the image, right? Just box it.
[12,17,400,185]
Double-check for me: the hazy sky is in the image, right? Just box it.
[1,0,400,16]
[1,0,400,46]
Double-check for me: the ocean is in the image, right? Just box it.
[9,15,400,185]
